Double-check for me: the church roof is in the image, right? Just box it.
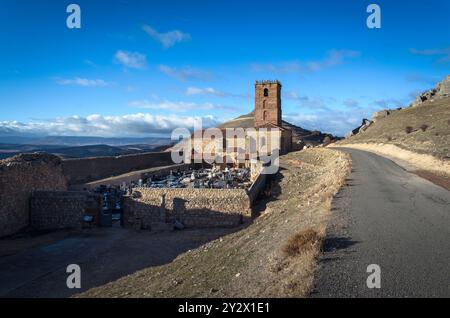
[255,122,288,131]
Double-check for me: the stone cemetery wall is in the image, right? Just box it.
[30,191,101,231]
[123,187,253,229]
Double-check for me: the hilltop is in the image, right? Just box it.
[337,76,450,188]
[219,111,337,147]
[341,77,450,160]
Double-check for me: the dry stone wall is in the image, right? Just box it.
[30,191,101,231]
[0,153,68,237]
[124,188,253,229]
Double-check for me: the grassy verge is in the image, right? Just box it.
[331,143,450,187]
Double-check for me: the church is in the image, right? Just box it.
[185,80,292,166]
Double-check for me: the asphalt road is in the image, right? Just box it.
[311,148,450,297]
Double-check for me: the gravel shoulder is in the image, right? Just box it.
[330,143,450,190]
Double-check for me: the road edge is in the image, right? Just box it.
[329,143,450,191]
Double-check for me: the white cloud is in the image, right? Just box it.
[284,91,308,101]
[129,99,236,112]
[142,24,191,49]
[184,87,247,98]
[343,98,360,108]
[0,113,221,137]
[250,61,303,73]
[306,49,360,71]
[371,99,404,109]
[158,65,214,81]
[251,49,360,74]
[285,110,363,137]
[114,50,147,69]
[283,94,391,136]
[410,47,450,63]
[405,74,441,85]
[56,77,108,87]
[186,87,225,96]
[285,92,331,111]
[83,59,97,67]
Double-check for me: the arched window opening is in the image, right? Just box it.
[263,111,267,121]
[263,100,266,109]
[264,88,269,97]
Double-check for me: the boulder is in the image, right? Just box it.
[372,110,390,122]
[437,75,450,96]
[359,119,373,133]
[349,118,373,137]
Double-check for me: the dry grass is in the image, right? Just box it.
[331,143,450,180]
[282,229,321,257]
[76,148,351,298]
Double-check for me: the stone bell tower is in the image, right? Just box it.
[254,80,282,128]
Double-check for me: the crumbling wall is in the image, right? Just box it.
[30,191,101,231]
[123,188,252,229]
[62,151,173,185]
[0,153,68,237]
[247,172,267,203]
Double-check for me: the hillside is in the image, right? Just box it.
[219,112,336,147]
[341,96,450,160]
[0,143,170,159]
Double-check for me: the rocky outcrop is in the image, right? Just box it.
[372,110,391,122]
[411,75,450,107]
[347,119,373,137]
[372,107,402,122]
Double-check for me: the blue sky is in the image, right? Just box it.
[0,0,449,137]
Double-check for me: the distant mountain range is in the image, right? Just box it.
[0,112,339,159]
[0,135,172,146]
[0,136,174,159]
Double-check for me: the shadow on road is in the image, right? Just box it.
[321,236,359,253]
